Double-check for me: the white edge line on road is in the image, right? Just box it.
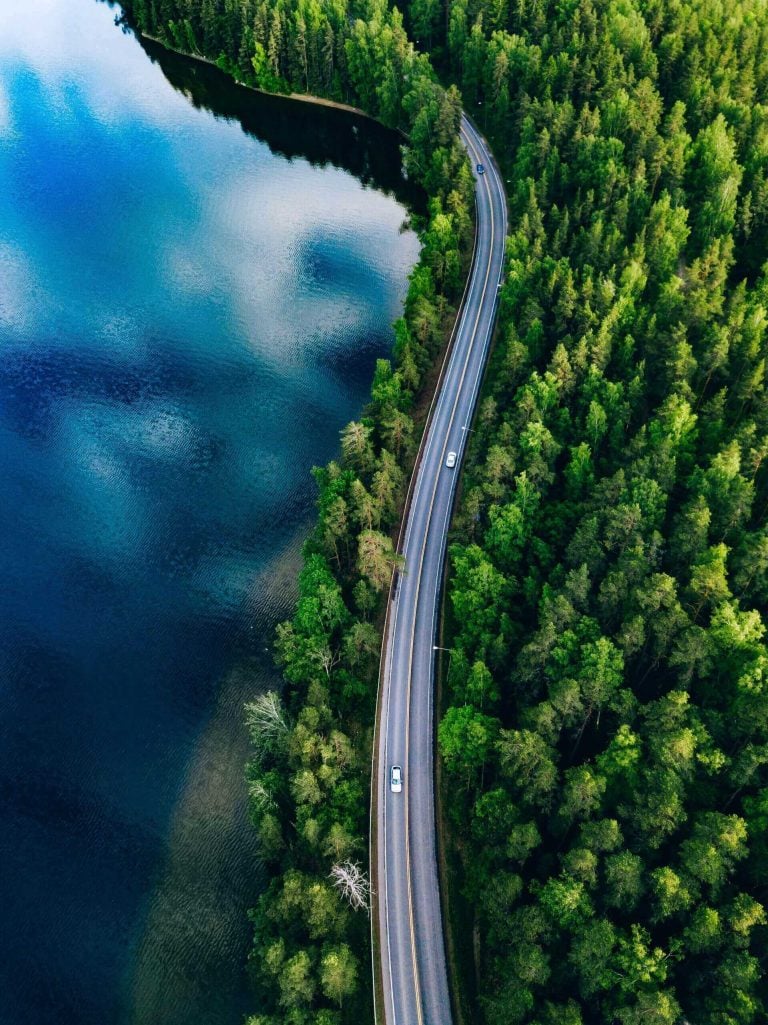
[376,113,507,1025]
[378,116,483,1025]
[399,120,498,1024]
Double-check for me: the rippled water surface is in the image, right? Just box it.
[0,4,420,1022]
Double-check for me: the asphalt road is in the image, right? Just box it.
[375,116,507,1025]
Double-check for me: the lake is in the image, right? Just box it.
[0,3,420,1022]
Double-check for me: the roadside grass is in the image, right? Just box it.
[435,583,479,1025]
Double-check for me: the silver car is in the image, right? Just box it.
[390,765,402,793]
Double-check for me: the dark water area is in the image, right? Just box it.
[0,3,419,1023]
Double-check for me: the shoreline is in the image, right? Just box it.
[131,17,473,1024]
[141,33,377,121]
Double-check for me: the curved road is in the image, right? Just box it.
[374,116,507,1025]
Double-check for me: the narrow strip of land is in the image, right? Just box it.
[374,116,507,1025]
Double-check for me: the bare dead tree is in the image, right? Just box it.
[245,691,289,751]
[248,777,276,813]
[330,861,373,914]
[316,644,341,679]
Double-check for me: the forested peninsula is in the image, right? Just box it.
[118,1,474,1021]
[118,0,768,1023]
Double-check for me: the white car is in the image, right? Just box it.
[445,451,457,468]
[390,765,402,793]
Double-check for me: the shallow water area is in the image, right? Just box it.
[0,3,419,1022]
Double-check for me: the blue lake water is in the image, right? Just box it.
[0,3,420,1022]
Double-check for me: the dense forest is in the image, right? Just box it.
[417,0,768,1022]
[119,0,768,1022]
